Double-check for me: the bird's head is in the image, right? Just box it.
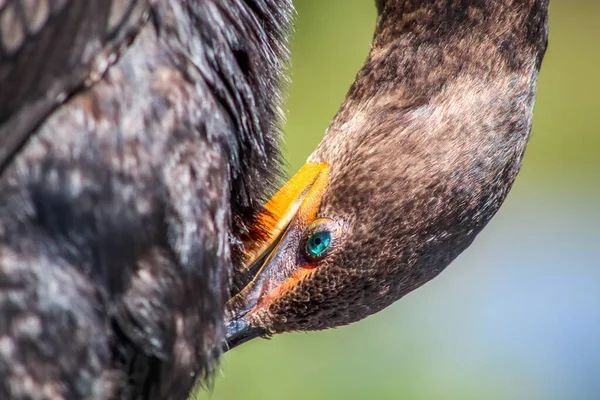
[224,0,548,349]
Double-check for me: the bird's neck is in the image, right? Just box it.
[316,0,548,201]
[376,0,548,50]
[343,0,548,108]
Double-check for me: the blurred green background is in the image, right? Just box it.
[199,1,600,399]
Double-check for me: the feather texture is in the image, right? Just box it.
[0,1,292,398]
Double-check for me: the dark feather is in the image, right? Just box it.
[0,0,291,398]
[0,0,150,173]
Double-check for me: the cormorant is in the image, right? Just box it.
[0,1,292,399]
[225,0,549,349]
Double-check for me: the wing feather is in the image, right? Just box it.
[0,0,151,173]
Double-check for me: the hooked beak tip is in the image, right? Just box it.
[222,317,266,353]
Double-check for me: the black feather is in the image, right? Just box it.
[0,1,292,399]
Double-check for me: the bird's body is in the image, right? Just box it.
[0,0,550,397]
[0,1,291,398]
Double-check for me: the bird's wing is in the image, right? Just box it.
[0,0,151,174]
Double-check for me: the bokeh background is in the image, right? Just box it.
[198,1,600,399]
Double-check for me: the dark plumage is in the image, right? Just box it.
[225,0,549,348]
[0,1,291,399]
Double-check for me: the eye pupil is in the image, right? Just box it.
[307,231,331,257]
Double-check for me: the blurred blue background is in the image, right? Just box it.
[198,1,600,399]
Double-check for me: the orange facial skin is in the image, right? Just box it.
[229,162,329,319]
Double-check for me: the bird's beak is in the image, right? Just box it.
[223,162,329,351]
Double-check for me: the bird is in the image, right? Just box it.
[224,0,549,350]
[0,1,292,399]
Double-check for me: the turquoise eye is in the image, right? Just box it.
[304,218,341,261]
[307,231,332,257]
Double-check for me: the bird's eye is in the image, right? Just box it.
[304,218,341,261]
[307,231,331,257]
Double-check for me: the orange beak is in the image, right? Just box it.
[224,162,329,350]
